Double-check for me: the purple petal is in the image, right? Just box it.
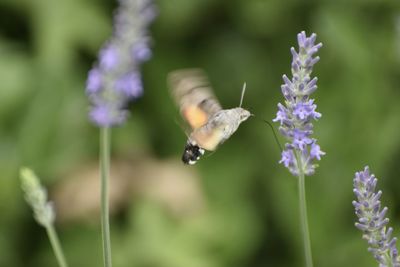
[279,149,295,168]
[310,142,325,160]
[99,44,119,71]
[114,72,143,98]
[86,68,102,93]
[132,41,152,62]
[89,105,127,127]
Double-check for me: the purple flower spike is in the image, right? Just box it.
[85,0,157,127]
[353,167,400,266]
[274,31,324,175]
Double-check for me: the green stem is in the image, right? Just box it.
[100,127,112,267]
[296,156,313,267]
[46,224,68,267]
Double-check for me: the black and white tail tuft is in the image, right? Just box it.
[181,141,205,165]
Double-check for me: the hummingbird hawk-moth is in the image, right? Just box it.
[168,69,251,165]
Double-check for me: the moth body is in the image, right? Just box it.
[190,107,250,150]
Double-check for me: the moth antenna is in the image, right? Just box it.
[239,82,247,108]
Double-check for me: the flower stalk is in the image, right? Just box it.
[100,127,112,267]
[297,165,313,267]
[46,224,68,267]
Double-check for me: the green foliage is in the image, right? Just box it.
[1,0,400,266]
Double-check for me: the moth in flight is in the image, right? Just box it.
[168,69,251,165]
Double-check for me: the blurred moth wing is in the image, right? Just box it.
[168,68,222,132]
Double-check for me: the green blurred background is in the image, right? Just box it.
[1,0,400,266]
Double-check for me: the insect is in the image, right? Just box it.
[168,69,252,165]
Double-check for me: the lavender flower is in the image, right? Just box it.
[86,0,156,127]
[353,166,400,267]
[273,31,324,176]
